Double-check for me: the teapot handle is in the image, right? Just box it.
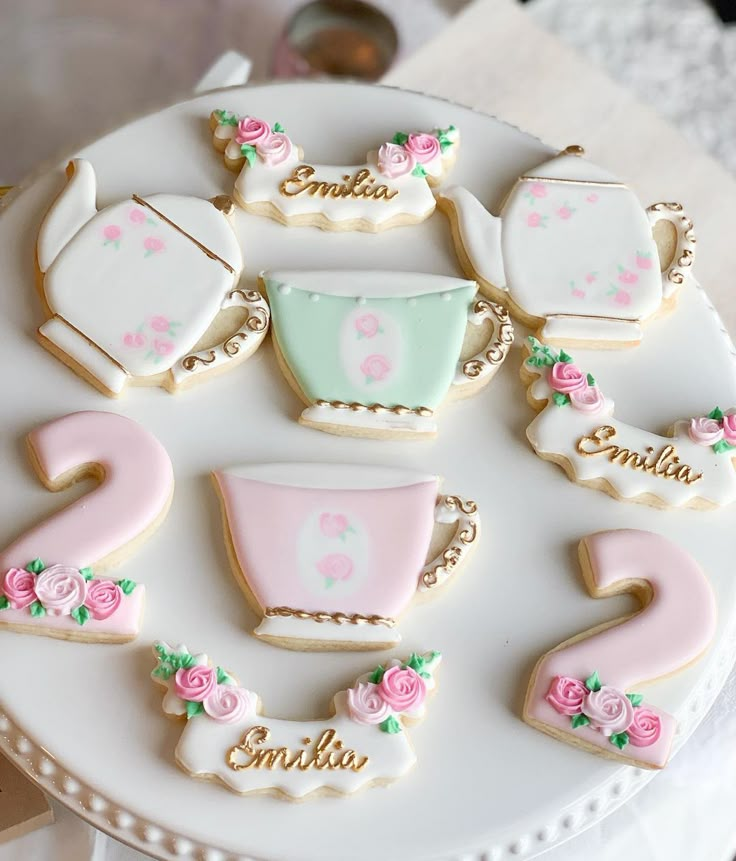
[451,298,514,391]
[169,289,270,388]
[646,202,696,299]
[417,495,480,593]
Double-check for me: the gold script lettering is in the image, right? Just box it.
[576,426,703,484]
[279,165,399,201]
[227,726,369,773]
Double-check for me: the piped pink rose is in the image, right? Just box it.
[361,354,391,383]
[379,665,426,713]
[627,706,662,747]
[404,133,441,165]
[235,117,271,146]
[722,414,736,446]
[377,143,415,179]
[2,568,37,610]
[689,417,724,446]
[582,686,634,737]
[203,684,256,724]
[257,132,293,167]
[347,682,392,725]
[85,579,122,621]
[174,665,217,703]
[34,565,87,616]
[545,676,588,716]
[549,362,586,394]
[570,384,606,415]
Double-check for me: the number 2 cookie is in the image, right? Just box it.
[152,640,441,799]
[36,159,269,397]
[438,145,696,348]
[210,110,459,232]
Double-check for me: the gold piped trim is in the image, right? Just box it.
[647,202,696,286]
[313,400,433,417]
[462,300,514,379]
[422,495,479,589]
[181,351,216,372]
[54,315,131,377]
[519,176,626,188]
[264,607,395,627]
[132,195,236,274]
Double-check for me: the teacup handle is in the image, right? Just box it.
[646,202,696,299]
[170,288,270,387]
[418,495,480,593]
[451,298,514,390]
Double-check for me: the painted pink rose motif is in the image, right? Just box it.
[1,568,37,610]
[150,315,171,333]
[153,338,174,357]
[549,361,586,394]
[613,289,631,306]
[144,236,165,258]
[361,354,391,384]
[347,682,391,726]
[571,288,586,298]
[545,676,588,716]
[689,417,724,446]
[174,665,217,703]
[257,132,293,167]
[235,117,271,146]
[129,207,146,225]
[636,251,652,270]
[722,414,736,445]
[103,225,121,249]
[585,272,598,284]
[317,553,354,588]
[582,686,634,736]
[378,665,426,713]
[556,203,574,220]
[527,211,547,228]
[203,684,256,724]
[319,513,354,542]
[404,133,441,165]
[85,579,122,621]
[586,193,599,203]
[618,268,638,285]
[34,565,87,616]
[570,385,606,415]
[377,142,415,179]
[627,707,662,747]
[355,314,382,339]
[529,183,547,199]
[123,332,146,349]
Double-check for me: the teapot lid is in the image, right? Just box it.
[522,147,623,185]
[142,194,242,272]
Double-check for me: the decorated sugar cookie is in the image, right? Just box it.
[262,270,513,438]
[210,110,459,232]
[524,530,715,768]
[152,641,441,799]
[523,337,736,509]
[0,411,173,642]
[214,463,479,649]
[36,159,269,397]
[438,145,696,348]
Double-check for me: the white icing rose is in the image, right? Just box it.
[34,565,87,616]
[377,143,415,179]
[582,686,634,736]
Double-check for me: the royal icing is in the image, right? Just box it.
[213,463,479,648]
[439,146,696,347]
[37,159,269,396]
[211,110,459,232]
[524,338,736,508]
[262,270,513,438]
[152,641,441,798]
[524,530,716,768]
[0,411,173,641]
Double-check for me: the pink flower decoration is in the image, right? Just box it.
[361,354,391,383]
[689,417,724,446]
[174,665,217,703]
[34,565,87,616]
[319,513,349,539]
[586,193,599,203]
[235,117,271,146]
[570,385,606,415]
[85,579,123,621]
[379,665,426,713]
[404,133,441,165]
[571,288,586,298]
[618,270,638,285]
[545,676,588,716]
[150,315,170,333]
[103,225,121,241]
[627,707,662,747]
[614,290,631,306]
[347,682,391,726]
[1,568,37,610]
[722,414,736,445]
[257,132,293,167]
[529,183,547,199]
[557,206,573,220]
[355,314,380,338]
[549,362,586,394]
[527,212,544,228]
[204,684,256,724]
[129,208,146,225]
[582,686,634,737]
[585,272,597,284]
[153,338,174,357]
[144,236,165,257]
[636,252,652,270]
[377,143,415,179]
[123,332,146,348]
[316,553,353,585]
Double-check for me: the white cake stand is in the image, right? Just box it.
[0,82,734,861]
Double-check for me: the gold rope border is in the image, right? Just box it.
[264,607,395,627]
[313,400,433,417]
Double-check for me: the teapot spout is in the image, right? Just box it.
[37,159,98,272]
[438,186,506,291]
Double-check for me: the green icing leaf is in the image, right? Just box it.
[118,579,137,596]
[216,666,234,685]
[585,671,602,692]
[392,131,409,146]
[30,601,45,618]
[241,143,257,167]
[185,700,205,720]
[215,109,238,126]
[708,406,724,420]
[273,121,285,133]
[405,653,426,673]
[0,596,9,610]
[411,164,427,177]
[379,715,402,734]
[419,671,431,679]
[610,731,629,750]
[571,713,590,729]
[552,392,571,407]
[26,558,44,575]
[428,650,441,663]
[71,605,90,626]
[151,665,172,680]
[626,693,643,707]
[368,665,385,685]
[439,138,452,152]
[713,440,736,454]
[586,373,596,387]
[80,567,94,581]
[558,349,573,363]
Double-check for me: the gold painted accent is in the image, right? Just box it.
[279,165,399,201]
[576,425,702,485]
[519,176,626,188]
[54,315,131,377]
[132,195,235,274]
[314,400,433,418]
[422,495,479,589]
[560,144,585,157]
[647,202,696,286]
[0,186,12,199]
[181,351,217,372]
[462,300,514,379]
[211,194,235,215]
[264,606,395,627]
[227,727,369,773]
